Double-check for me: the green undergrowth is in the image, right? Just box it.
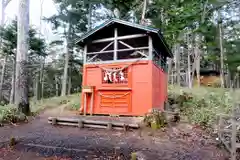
[65,94,81,111]
[168,85,238,127]
[0,93,80,123]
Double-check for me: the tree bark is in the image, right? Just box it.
[34,71,40,100]
[55,75,58,96]
[218,11,225,88]
[0,0,9,100]
[141,0,147,24]
[15,0,30,115]
[10,57,15,104]
[40,58,45,99]
[167,58,172,84]
[175,44,181,86]
[0,56,7,100]
[67,76,71,95]
[61,24,72,96]
[187,30,192,88]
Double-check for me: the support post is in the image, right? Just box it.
[90,93,94,116]
[83,93,87,116]
[148,35,153,60]
[114,28,118,61]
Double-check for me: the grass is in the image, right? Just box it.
[0,86,238,128]
[168,85,240,127]
[0,93,81,123]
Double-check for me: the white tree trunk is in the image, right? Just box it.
[141,0,147,24]
[40,58,45,98]
[15,0,30,115]
[10,58,15,104]
[61,44,69,96]
[61,25,71,96]
[0,56,7,99]
[186,30,192,88]
[175,44,181,86]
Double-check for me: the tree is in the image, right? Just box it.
[0,0,12,100]
[46,0,87,96]
[15,0,30,114]
[0,19,47,104]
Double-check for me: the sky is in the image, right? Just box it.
[1,0,58,42]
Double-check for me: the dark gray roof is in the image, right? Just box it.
[76,18,173,57]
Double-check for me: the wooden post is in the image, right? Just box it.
[52,118,57,125]
[83,93,87,116]
[231,118,237,160]
[218,115,223,140]
[114,28,118,61]
[107,123,112,130]
[90,93,94,115]
[148,36,153,60]
[78,119,83,128]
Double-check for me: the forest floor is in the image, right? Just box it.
[0,103,230,160]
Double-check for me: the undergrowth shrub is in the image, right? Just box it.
[0,106,26,123]
[143,110,167,129]
[168,86,233,127]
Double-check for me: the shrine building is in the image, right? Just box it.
[76,18,173,116]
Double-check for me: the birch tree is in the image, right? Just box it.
[15,0,30,115]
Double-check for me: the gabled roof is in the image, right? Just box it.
[76,18,173,57]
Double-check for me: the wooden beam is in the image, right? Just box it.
[87,41,114,62]
[101,41,113,52]
[87,46,149,55]
[92,34,147,43]
[119,41,133,49]
[148,35,153,60]
[114,28,118,60]
[85,58,148,64]
[119,41,147,58]
[87,54,98,62]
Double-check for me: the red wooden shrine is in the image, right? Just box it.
[76,19,173,116]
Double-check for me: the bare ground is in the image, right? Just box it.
[0,106,229,160]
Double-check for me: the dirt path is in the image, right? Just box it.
[0,105,229,160]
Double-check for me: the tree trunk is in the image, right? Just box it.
[61,24,72,96]
[10,57,15,104]
[15,0,30,115]
[187,30,192,88]
[218,11,225,88]
[0,0,8,100]
[55,75,58,96]
[61,45,69,96]
[34,72,40,100]
[40,58,45,99]
[187,50,192,88]
[167,58,172,84]
[141,0,147,24]
[0,56,7,100]
[175,44,181,86]
[67,76,71,95]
